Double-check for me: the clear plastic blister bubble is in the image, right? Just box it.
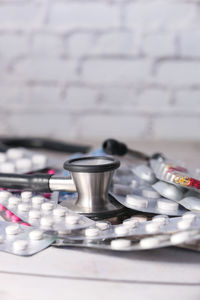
[111,192,187,216]
[0,191,94,234]
[179,196,200,212]
[53,229,200,251]
[59,212,200,242]
[0,220,56,256]
[0,147,49,174]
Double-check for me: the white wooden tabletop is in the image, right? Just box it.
[1,141,200,300]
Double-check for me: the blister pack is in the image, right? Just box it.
[62,212,200,241]
[0,220,56,256]
[53,229,200,251]
[0,191,94,234]
[150,158,200,193]
[0,147,49,173]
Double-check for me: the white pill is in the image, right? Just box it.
[15,158,32,173]
[65,215,80,225]
[40,217,53,228]
[114,225,129,236]
[131,215,148,223]
[132,165,156,184]
[170,231,192,245]
[8,196,20,206]
[29,230,43,240]
[0,153,6,163]
[157,199,178,211]
[123,218,138,228]
[85,227,100,237]
[7,148,24,160]
[0,191,11,201]
[53,208,66,217]
[140,236,167,249]
[95,221,110,230]
[21,191,32,200]
[110,239,131,250]
[0,162,15,173]
[145,222,160,233]
[32,196,44,205]
[41,202,54,211]
[13,240,28,252]
[182,212,196,222]
[177,219,192,230]
[152,215,169,225]
[6,224,20,235]
[142,188,160,199]
[126,194,148,208]
[32,154,47,168]
[18,203,30,212]
[29,210,41,219]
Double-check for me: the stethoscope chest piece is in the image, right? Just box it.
[60,156,126,219]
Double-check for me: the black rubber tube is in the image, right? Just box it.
[0,173,52,192]
[0,137,91,154]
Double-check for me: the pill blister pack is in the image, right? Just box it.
[0,191,94,233]
[0,220,56,256]
[150,158,200,192]
[0,148,49,173]
[0,203,30,226]
[53,229,200,251]
[62,212,200,241]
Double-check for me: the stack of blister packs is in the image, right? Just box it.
[0,147,200,256]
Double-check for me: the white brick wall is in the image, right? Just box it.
[0,0,200,144]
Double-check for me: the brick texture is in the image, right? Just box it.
[0,0,200,143]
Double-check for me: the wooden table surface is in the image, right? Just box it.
[1,141,200,300]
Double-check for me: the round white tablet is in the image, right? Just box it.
[126,195,148,208]
[32,154,47,169]
[95,221,110,230]
[123,218,138,228]
[0,190,11,201]
[142,188,160,199]
[13,240,28,252]
[0,162,15,173]
[15,158,32,173]
[32,196,44,205]
[110,239,131,250]
[152,215,169,225]
[8,196,20,207]
[21,191,32,200]
[170,231,191,245]
[177,219,192,230]
[6,224,20,235]
[53,208,66,217]
[40,217,53,228]
[7,148,24,160]
[157,199,178,212]
[29,230,43,240]
[41,202,54,211]
[182,212,196,222]
[18,203,30,212]
[140,236,167,249]
[0,153,6,163]
[29,210,41,219]
[65,215,80,225]
[85,227,100,237]
[145,222,160,233]
[131,215,148,223]
[114,225,129,236]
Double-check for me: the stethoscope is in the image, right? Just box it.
[0,137,164,219]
